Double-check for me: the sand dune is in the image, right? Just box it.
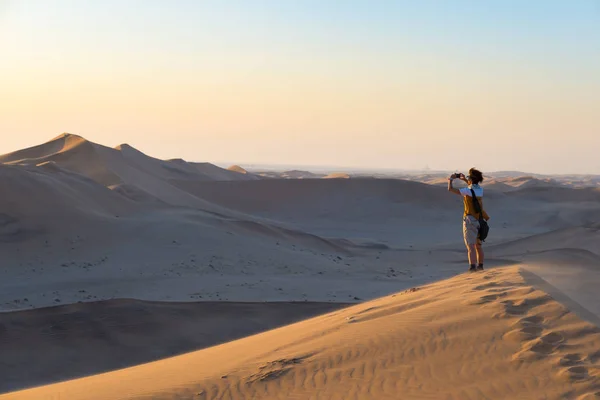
[3,154,598,315]
[506,186,600,203]
[0,134,258,211]
[170,178,458,214]
[506,176,560,189]
[2,136,599,309]
[0,163,135,224]
[403,173,600,191]
[255,169,326,179]
[168,177,600,248]
[489,222,600,259]
[227,164,253,176]
[0,134,257,184]
[2,135,600,398]
[1,149,385,311]
[4,267,600,400]
[484,180,518,192]
[323,172,351,179]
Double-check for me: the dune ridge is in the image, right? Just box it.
[0,133,259,211]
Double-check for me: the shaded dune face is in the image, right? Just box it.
[0,300,349,393]
[0,162,135,220]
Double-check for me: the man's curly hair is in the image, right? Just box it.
[469,168,484,185]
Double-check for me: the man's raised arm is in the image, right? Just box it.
[448,175,461,195]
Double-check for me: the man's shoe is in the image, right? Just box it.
[477,265,484,271]
[469,266,477,272]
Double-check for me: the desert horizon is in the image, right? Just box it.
[4,132,600,182]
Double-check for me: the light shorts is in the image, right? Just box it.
[463,215,481,246]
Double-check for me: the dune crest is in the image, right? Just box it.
[228,165,249,174]
[323,172,350,179]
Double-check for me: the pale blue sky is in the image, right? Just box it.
[1,1,599,173]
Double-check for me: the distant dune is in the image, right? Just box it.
[505,176,560,189]
[323,172,350,179]
[0,133,259,210]
[506,186,600,203]
[485,180,517,192]
[227,164,250,174]
[0,134,259,185]
[255,169,326,179]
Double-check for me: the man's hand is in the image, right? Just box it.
[448,175,461,195]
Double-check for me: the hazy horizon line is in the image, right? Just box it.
[2,132,599,178]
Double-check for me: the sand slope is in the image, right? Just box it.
[0,300,348,393]
[489,223,600,259]
[0,163,136,233]
[4,267,600,400]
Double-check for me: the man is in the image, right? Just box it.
[447,168,490,272]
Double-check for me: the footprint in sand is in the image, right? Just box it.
[586,350,600,363]
[485,288,512,293]
[501,295,551,316]
[473,282,502,291]
[501,300,529,316]
[541,331,565,346]
[559,365,589,382]
[518,315,545,326]
[558,353,583,367]
[482,272,501,280]
[528,332,565,356]
[475,292,508,305]
[512,325,566,361]
[504,314,546,342]
[504,325,544,342]
[576,393,600,400]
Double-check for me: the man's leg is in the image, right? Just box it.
[464,217,478,271]
[467,244,478,266]
[476,242,484,270]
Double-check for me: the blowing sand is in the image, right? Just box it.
[3,267,599,400]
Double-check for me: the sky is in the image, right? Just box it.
[0,0,599,174]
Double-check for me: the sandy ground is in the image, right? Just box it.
[1,135,600,398]
[3,267,600,400]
